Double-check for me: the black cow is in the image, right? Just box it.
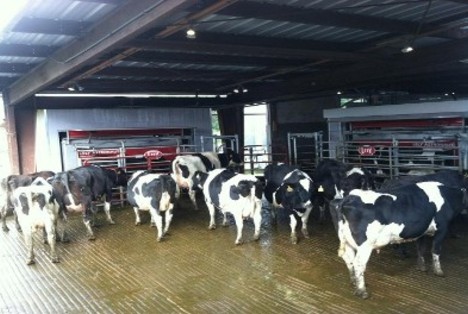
[332,170,468,299]
[313,159,375,224]
[126,170,178,242]
[263,163,300,224]
[1,171,56,232]
[51,165,127,240]
[192,168,263,245]
[271,169,317,244]
[171,149,242,210]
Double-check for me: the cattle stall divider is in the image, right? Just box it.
[285,132,465,186]
[62,128,196,207]
[287,132,328,174]
[201,135,239,153]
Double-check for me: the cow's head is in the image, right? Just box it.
[114,168,128,186]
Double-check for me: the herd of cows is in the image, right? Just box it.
[1,149,467,299]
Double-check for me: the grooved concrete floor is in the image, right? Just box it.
[1,198,468,313]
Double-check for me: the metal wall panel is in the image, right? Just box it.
[36,107,212,171]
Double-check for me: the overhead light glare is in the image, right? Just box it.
[401,46,414,53]
[0,0,28,34]
[35,93,228,99]
[186,28,196,39]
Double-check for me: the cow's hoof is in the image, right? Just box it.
[157,237,163,242]
[302,231,310,239]
[88,235,96,241]
[208,225,216,230]
[235,240,243,245]
[51,257,60,263]
[150,223,156,228]
[433,269,445,277]
[135,222,141,226]
[109,221,115,225]
[253,234,260,241]
[416,263,428,272]
[291,235,298,244]
[2,226,9,232]
[26,259,35,265]
[61,238,70,244]
[354,289,369,299]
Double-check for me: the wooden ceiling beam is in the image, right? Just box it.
[0,44,53,58]
[128,39,369,61]
[5,0,198,106]
[12,17,90,36]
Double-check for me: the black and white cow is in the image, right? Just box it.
[313,159,375,225]
[126,171,178,242]
[12,177,61,265]
[171,149,242,210]
[51,165,127,240]
[1,171,56,232]
[271,169,317,244]
[192,168,263,245]
[263,163,300,224]
[332,170,468,299]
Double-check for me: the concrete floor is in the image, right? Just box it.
[1,196,468,314]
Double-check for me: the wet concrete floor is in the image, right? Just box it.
[2,196,468,313]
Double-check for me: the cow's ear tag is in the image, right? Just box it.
[287,185,293,192]
[318,185,324,192]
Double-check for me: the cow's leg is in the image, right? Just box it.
[252,201,262,241]
[83,209,95,241]
[1,206,9,232]
[416,236,429,272]
[45,222,59,263]
[207,203,217,230]
[222,212,229,227]
[58,209,69,243]
[269,204,278,226]
[24,230,35,265]
[163,207,174,237]
[300,205,313,239]
[352,244,373,299]
[188,190,198,210]
[14,211,22,233]
[289,214,298,244]
[103,201,115,225]
[232,212,244,245]
[133,207,142,225]
[338,242,357,286]
[432,228,449,277]
[150,209,164,242]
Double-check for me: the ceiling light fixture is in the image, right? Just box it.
[401,0,433,54]
[67,83,84,92]
[401,45,414,53]
[186,27,196,39]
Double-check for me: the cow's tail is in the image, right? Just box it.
[172,156,182,176]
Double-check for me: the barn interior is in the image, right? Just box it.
[2,1,468,312]
[1,0,468,175]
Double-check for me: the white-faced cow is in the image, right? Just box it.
[192,168,263,245]
[51,166,127,240]
[313,159,375,225]
[12,177,61,265]
[1,171,56,233]
[272,169,317,244]
[332,170,468,299]
[171,149,242,210]
[263,163,299,224]
[126,171,178,242]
